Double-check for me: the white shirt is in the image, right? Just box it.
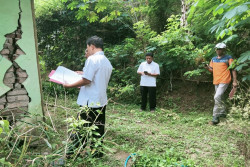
[77,51,113,108]
[137,61,160,87]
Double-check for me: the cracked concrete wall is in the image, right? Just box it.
[0,0,43,123]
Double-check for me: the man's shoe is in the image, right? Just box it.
[211,116,220,125]
[219,113,227,118]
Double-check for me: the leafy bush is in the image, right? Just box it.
[232,51,250,81]
[151,15,199,78]
[228,83,250,121]
[132,148,195,167]
[42,81,79,98]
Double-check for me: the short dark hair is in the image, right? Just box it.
[145,52,153,57]
[86,35,103,50]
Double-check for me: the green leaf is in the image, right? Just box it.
[87,11,99,22]
[197,0,204,7]
[0,158,12,166]
[222,5,248,20]
[43,139,52,149]
[205,6,217,16]
[242,75,250,81]
[67,1,78,10]
[222,8,236,20]
[0,120,9,133]
[218,29,226,39]
[213,3,227,16]
[222,34,238,43]
[100,15,109,22]
[0,128,2,135]
[79,3,89,10]
[235,17,250,28]
[235,63,248,71]
[95,2,107,13]
[236,4,248,14]
[238,51,250,63]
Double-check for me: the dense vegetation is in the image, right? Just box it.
[1,0,249,166]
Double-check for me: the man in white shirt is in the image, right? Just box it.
[63,36,112,158]
[137,52,160,112]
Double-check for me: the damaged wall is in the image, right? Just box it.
[0,0,43,123]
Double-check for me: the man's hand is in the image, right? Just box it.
[75,71,83,75]
[232,81,238,88]
[137,72,144,75]
[205,64,213,73]
[63,83,70,88]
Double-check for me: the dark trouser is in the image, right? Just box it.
[140,86,156,110]
[69,106,106,155]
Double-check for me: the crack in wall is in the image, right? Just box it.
[0,0,31,123]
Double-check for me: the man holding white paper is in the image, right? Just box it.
[63,36,113,158]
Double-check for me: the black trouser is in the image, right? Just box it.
[140,86,156,110]
[69,106,106,155]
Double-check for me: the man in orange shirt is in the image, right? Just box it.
[206,43,237,125]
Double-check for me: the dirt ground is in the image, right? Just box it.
[158,80,216,113]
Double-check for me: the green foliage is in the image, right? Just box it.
[188,0,249,39]
[146,0,181,33]
[65,106,105,157]
[42,81,78,98]
[233,51,250,81]
[60,0,142,24]
[1,94,248,166]
[210,0,250,39]
[35,0,135,72]
[151,15,198,77]
[228,83,250,121]
[35,0,64,18]
[184,69,204,79]
[0,158,12,167]
[133,21,157,51]
[108,83,140,104]
[104,37,141,104]
[188,0,249,81]
[133,148,195,167]
[0,120,9,135]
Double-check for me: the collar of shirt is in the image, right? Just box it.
[93,51,104,56]
[146,61,154,65]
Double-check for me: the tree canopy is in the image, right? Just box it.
[35,0,249,82]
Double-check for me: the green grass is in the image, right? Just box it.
[104,103,248,167]
[1,96,248,167]
[37,96,249,167]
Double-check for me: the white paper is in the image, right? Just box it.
[49,66,82,84]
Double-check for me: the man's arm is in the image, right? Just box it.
[205,64,213,73]
[232,70,237,87]
[137,63,144,75]
[63,78,91,88]
[146,64,160,77]
[75,71,83,75]
[145,73,159,77]
[137,72,144,75]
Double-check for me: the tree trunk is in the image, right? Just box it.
[180,0,188,27]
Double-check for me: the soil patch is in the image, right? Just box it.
[158,80,214,113]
